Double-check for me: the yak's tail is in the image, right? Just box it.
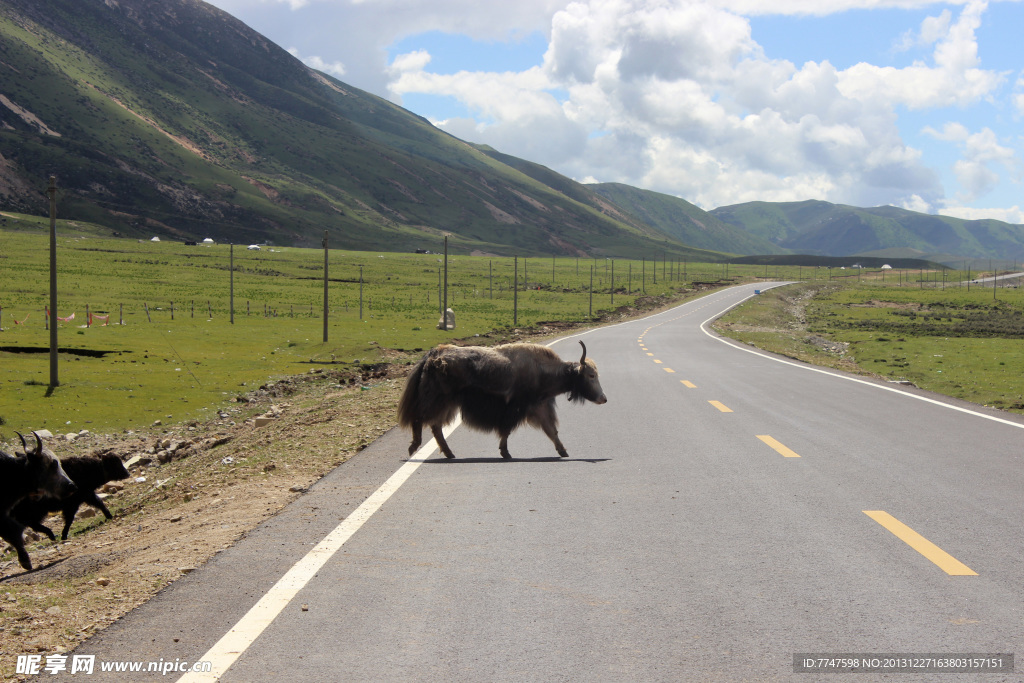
[397,356,426,427]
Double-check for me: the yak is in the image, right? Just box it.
[1,432,77,571]
[14,452,130,542]
[398,340,607,459]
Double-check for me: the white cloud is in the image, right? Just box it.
[899,194,933,213]
[837,1,1005,110]
[287,48,347,78]
[924,123,1017,201]
[895,9,951,51]
[389,49,432,73]
[208,0,1019,215]
[939,205,1024,223]
[1014,72,1024,116]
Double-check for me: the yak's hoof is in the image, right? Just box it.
[443,452,456,459]
[500,452,512,459]
[559,452,569,458]
[18,556,32,571]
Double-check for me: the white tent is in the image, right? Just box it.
[150,236,161,242]
[203,238,214,244]
[881,264,893,270]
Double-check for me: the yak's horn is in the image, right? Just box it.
[16,431,27,453]
[33,431,43,455]
[578,340,587,366]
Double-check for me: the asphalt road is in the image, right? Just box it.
[58,283,1024,682]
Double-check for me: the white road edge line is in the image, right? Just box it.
[177,417,461,682]
[699,284,1024,431]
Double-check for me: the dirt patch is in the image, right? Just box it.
[0,284,724,679]
[850,299,923,310]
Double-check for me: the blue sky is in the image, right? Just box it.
[205,0,1024,222]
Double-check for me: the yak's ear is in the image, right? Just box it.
[578,340,587,369]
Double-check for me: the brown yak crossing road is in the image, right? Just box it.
[59,282,1024,681]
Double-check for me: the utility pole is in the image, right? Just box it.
[589,265,594,318]
[610,259,614,305]
[443,235,448,324]
[48,176,59,388]
[322,230,328,342]
[514,256,518,327]
[230,244,234,324]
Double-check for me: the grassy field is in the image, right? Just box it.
[8,214,1016,433]
[1,217,772,434]
[714,274,1024,412]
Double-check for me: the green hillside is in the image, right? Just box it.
[587,183,786,255]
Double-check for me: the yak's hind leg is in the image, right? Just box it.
[528,398,569,458]
[498,432,513,459]
[430,424,457,459]
[407,420,423,456]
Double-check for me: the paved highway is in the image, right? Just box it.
[61,282,1024,681]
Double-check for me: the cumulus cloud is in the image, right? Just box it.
[924,122,1016,201]
[287,48,347,77]
[894,9,952,51]
[1014,72,1024,116]
[207,0,1017,214]
[838,1,1005,110]
[939,205,1024,223]
[384,0,1015,209]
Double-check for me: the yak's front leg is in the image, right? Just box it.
[430,424,457,459]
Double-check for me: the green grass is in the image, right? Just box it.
[715,276,1024,412]
[1,221,761,433]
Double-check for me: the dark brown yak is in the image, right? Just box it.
[398,340,607,459]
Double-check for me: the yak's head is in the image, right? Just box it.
[17,431,77,500]
[568,341,608,405]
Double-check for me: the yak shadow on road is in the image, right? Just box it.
[418,456,611,464]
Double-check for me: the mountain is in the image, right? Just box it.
[711,200,1024,262]
[586,183,786,256]
[0,0,725,260]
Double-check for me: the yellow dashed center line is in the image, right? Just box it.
[756,435,801,458]
[663,367,675,373]
[653,359,662,364]
[709,400,733,413]
[864,510,977,576]
[681,380,697,388]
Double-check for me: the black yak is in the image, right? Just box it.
[14,453,130,541]
[398,340,607,459]
[0,432,77,571]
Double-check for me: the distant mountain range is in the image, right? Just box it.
[710,200,1024,265]
[2,0,1022,265]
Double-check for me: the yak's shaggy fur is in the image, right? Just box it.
[398,341,607,459]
